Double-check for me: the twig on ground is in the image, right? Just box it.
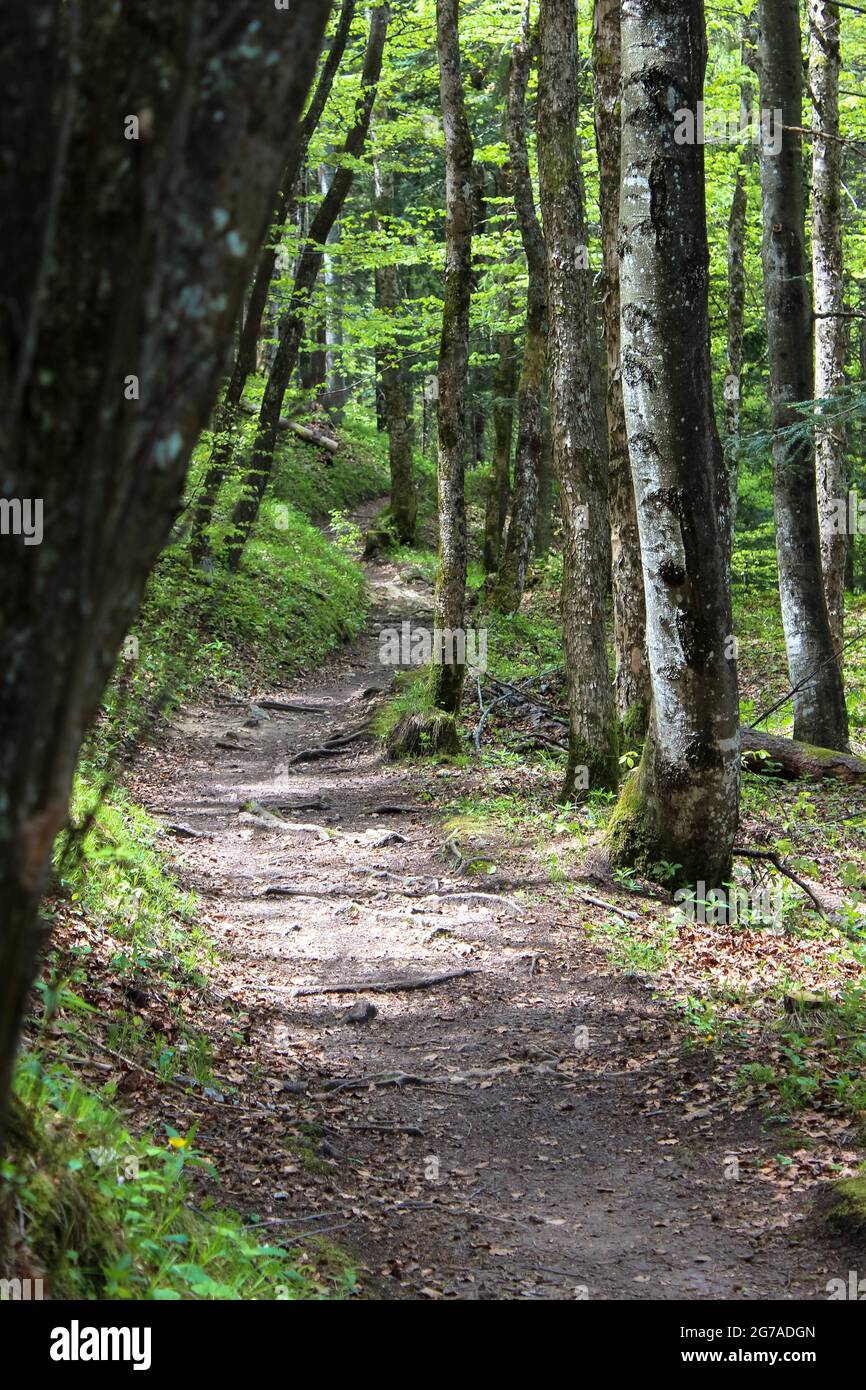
[733,846,828,918]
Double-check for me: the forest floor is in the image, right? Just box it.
[124,525,866,1301]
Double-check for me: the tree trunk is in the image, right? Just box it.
[188,0,356,563]
[373,159,417,543]
[320,165,346,422]
[483,327,516,572]
[491,18,547,612]
[810,0,847,659]
[723,28,755,568]
[430,0,474,716]
[592,0,648,745]
[538,0,617,797]
[0,0,329,1146]
[535,412,554,556]
[757,0,848,748]
[606,0,740,889]
[226,4,389,571]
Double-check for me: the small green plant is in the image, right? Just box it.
[329,508,364,553]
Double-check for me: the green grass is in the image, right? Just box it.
[4,1063,353,1300]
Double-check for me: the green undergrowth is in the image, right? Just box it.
[3,1064,353,1300]
[4,772,354,1299]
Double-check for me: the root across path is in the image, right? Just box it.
[132,554,860,1300]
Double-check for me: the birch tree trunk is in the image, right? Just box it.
[592,0,649,745]
[538,0,618,797]
[0,0,329,1144]
[810,0,847,659]
[430,0,474,716]
[491,20,548,613]
[757,0,849,748]
[606,0,740,888]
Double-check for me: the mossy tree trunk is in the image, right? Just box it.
[592,0,648,746]
[607,0,740,888]
[225,4,389,572]
[491,17,547,613]
[373,157,417,544]
[538,0,618,797]
[757,0,849,748]
[188,0,356,564]
[430,0,474,716]
[810,0,847,661]
[0,0,329,1146]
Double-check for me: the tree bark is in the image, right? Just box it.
[741,728,866,782]
[606,0,741,888]
[0,0,329,1144]
[592,0,648,745]
[757,0,848,748]
[373,158,417,543]
[491,19,548,612]
[320,164,346,422]
[810,0,847,659]
[484,325,516,573]
[188,0,355,563]
[429,0,474,716]
[226,3,389,571]
[538,0,617,797]
[723,28,755,568]
[534,413,554,556]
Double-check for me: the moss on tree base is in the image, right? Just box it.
[819,1177,866,1243]
[619,701,648,752]
[604,770,663,874]
[386,709,461,759]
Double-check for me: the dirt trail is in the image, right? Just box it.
[135,545,853,1300]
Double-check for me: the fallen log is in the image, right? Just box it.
[286,420,339,453]
[238,401,339,452]
[740,728,866,782]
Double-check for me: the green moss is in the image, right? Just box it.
[604,770,660,871]
[386,709,461,759]
[564,731,620,801]
[620,701,649,751]
[821,1176,866,1241]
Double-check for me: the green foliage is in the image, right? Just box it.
[4,1063,352,1300]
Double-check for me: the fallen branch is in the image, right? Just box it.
[320,1072,448,1094]
[286,420,339,453]
[238,809,331,840]
[575,892,640,922]
[294,967,479,997]
[733,846,828,918]
[262,876,547,901]
[434,890,522,915]
[238,401,339,452]
[256,699,334,714]
[288,731,367,765]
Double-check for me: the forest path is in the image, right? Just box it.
[134,535,850,1301]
